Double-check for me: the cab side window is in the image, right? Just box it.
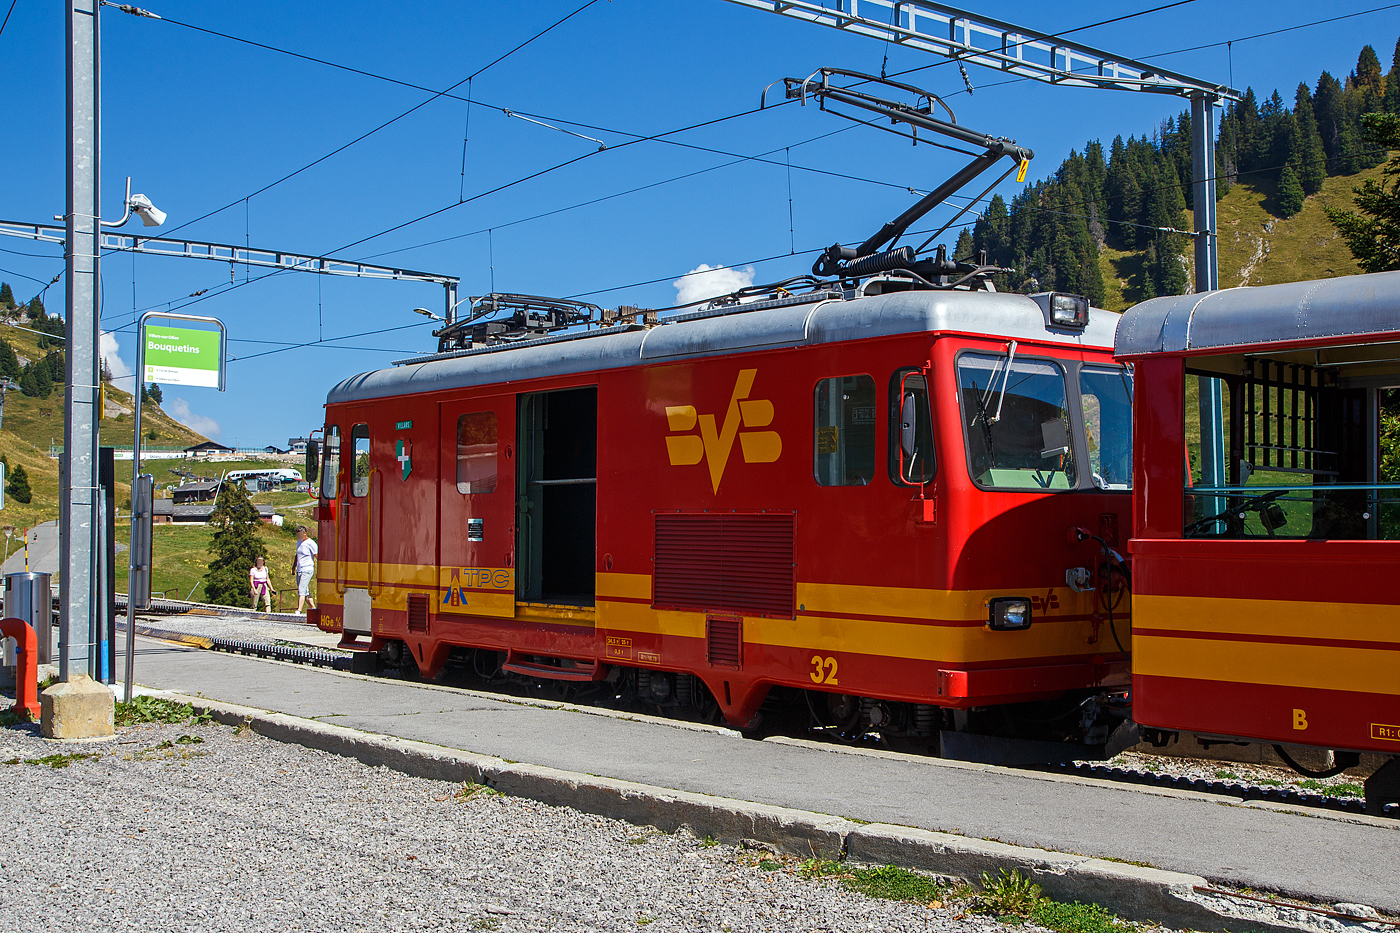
[889,369,935,485]
[321,425,340,499]
[814,375,877,486]
[351,424,370,497]
[457,412,498,494]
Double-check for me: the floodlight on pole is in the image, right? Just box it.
[99,177,166,229]
[411,307,444,322]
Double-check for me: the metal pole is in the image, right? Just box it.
[123,324,144,702]
[62,0,101,681]
[1192,93,1227,528]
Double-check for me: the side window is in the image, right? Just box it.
[889,369,935,486]
[457,412,498,494]
[814,375,877,486]
[320,425,340,499]
[1080,365,1133,490]
[351,424,370,497]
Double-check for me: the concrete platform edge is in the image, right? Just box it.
[136,687,1379,933]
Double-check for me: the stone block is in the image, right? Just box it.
[40,674,115,739]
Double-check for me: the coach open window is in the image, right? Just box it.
[457,412,498,493]
[351,424,370,497]
[890,369,935,486]
[814,375,877,486]
[321,425,340,499]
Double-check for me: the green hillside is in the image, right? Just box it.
[0,312,213,527]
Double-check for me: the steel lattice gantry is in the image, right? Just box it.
[0,221,461,323]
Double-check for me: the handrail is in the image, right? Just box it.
[368,468,382,597]
[334,469,348,597]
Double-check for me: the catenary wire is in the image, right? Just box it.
[102,0,604,247]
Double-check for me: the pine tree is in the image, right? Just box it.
[0,283,12,310]
[953,228,975,261]
[25,297,45,322]
[0,340,19,379]
[32,360,52,399]
[147,382,163,405]
[18,367,37,398]
[201,480,267,607]
[1387,37,1400,114]
[1326,112,1400,271]
[1294,83,1328,194]
[7,464,32,504]
[1313,72,1347,168]
[1357,45,1385,93]
[1278,164,1305,217]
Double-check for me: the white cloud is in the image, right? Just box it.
[167,397,221,438]
[673,263,755,306]
[100,331,132,380]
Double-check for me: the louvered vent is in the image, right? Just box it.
[707,618,743,670]
[407,594,429,634]
[654,512,795,618]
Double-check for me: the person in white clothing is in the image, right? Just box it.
[293,525,319,614]
[249,555,275,613]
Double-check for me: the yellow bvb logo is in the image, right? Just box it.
[665,369,782,492]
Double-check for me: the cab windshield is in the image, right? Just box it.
[958,352,1077,490]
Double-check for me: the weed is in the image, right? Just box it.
[627,836,651,846]
[757,858,782,871]
[701,835,719,848]
[1214,770,1240,780]
[798,859,947,904]
[1256,778,1283,787]
[1031,900,1134,933]
[1098,856,1153,868]
[233,719,252,737]
[980,869,1043,916]
[114,696,212,727]
[470,919,501,931]
[175,734,204,745]
[637,917,655,926]
[15,752,100,769]
[155,740,174,750]
[37,674,56,690]
[1297,779,1363,798]
[0,707,29,726]
[454,782,502,800]
[3,757,18,764]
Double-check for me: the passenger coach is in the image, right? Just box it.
[1117,271,1400,812]
[311,276,1135,760]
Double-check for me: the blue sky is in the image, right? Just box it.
[2,0,1397,446]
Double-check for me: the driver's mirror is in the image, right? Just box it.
[892,371,934,486]
[305,439,320,485]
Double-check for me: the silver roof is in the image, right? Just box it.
[327,288,1120,405]
[1114,270,1400,358]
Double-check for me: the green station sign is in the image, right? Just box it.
[142,324,223,388]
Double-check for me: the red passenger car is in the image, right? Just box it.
[1117,271,1400,812]
[311,274,1136,762]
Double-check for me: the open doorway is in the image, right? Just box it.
[517,387,597,604]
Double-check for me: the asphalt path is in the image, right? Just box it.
[0,520,56,576]
[130,636,1400,913]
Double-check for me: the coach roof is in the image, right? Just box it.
[1115,269,1400,359]
[327,287,1119,405]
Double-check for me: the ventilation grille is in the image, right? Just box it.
[407,594,429,634]
[654,512,795,617]
[706,618,743,670]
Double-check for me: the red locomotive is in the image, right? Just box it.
[311,275,1135,760]
[1117,270,1400,812]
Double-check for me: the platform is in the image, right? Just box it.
[128,635,1399,915]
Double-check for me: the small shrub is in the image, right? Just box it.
[980,869,1043,916]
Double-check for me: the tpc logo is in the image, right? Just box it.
[665,369,781,493]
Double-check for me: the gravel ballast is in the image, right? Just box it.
[0,718,1023,933]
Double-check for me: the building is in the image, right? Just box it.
[185,440,235,458]
[286,437,310,455]
[263,444,287,455]
[171,481,220,504]
[153,500,277,524]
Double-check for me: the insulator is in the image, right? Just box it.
[913,704,938,733]
[840,245,917,278]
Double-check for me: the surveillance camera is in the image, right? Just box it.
[128,192,166,227]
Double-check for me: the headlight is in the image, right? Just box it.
[1050,293,1089,327]
[988,597,1033,631]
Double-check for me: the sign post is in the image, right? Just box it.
[124,311,225,702]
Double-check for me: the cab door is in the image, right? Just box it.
[339,408,375,635]
[437,395,516,618]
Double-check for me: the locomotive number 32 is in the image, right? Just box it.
[809,655,839,685]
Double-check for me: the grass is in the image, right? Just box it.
[4,752,100,768]
[453,782,503,800]
[1297,779,1364,798]
[798,859,949,905]
[113,695,212,726]
[1031,899,1135,933]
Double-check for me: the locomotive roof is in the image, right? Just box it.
[1114,269,1400,359]
[327,288,1119,405]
